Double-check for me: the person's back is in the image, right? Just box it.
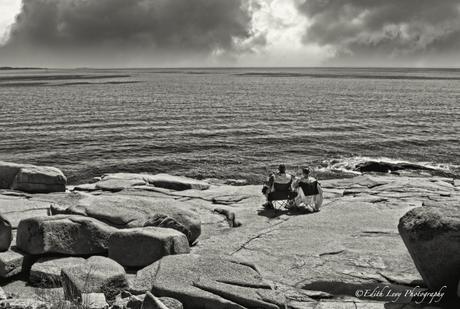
[298,176,319,196]
[273,172,292,184]
[262,164,294,209]
[293,167,323,212]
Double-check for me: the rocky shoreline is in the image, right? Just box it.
[0,161,459,308]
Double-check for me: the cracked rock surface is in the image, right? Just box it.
[0,172,459,308]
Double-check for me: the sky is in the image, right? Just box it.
[0,0,459,68]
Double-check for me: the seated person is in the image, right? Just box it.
[262,164,296,209]
[293,167,323,212]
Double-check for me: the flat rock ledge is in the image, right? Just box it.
[0,167,459,308]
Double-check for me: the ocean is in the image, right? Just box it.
[1,67,459,184]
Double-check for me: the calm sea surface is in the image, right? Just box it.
[1,67,459,184]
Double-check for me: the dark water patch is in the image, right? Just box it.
[237,72,460,80]
[0,74,130,82]
[0,67,42,70]
[0,82,48,87]
[53,81,139,86]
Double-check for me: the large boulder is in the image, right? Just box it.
[108,227,190,268]
[61,256,128,301]
[102,173,210,191]
[0,161,67,193]
[30,257,86,287]
[0,214,12,251]
[55,195,201,244]
[16,215,118,255]
[398,205,460,297]
[133,254,281,309]
[0,247,29,278]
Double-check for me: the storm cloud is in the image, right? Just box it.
[297,0,460,66]
[0,0,256,67]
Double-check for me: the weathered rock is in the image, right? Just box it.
[127,294,145,309]
[398,205,460,296]
[3,173,456,307]
[0,298,50,309]
[133,254,279,309]
[17,215,118,255]
[13,166,67,193]
[142,292,183,309]
[33,287,66,304]
[0,162,22,189]
[0,161,67,193]
[142,292,169,309]
[95,179,147,192]
[30,257,86,287]
[57,195,201,244]
[0,195,51,229]
[113,293,145,309]
[112,295,129,309]
[158,297,183,309]
[61,256,128,301]
[81,293,109,309]
[73,183,99,192]
[0,247,28,278]
[0,214,12,251]
[0,287,6,300]
[103,173,210,191]
[108,227,190,268]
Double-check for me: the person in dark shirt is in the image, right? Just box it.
[293,167,323,212]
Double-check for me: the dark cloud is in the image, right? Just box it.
[298,0,460,66]
[0,0,255,67]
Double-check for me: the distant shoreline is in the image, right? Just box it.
[0,66,42,71]
[2,66,460,71]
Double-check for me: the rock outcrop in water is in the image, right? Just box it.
[0,164,459,308]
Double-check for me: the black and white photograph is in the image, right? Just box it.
[0,0,459,308]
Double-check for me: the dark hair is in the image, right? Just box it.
[302,167,310,175]
[278,164,286,173]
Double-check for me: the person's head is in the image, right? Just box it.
[278,164,286,173]
[302,167,310,176]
